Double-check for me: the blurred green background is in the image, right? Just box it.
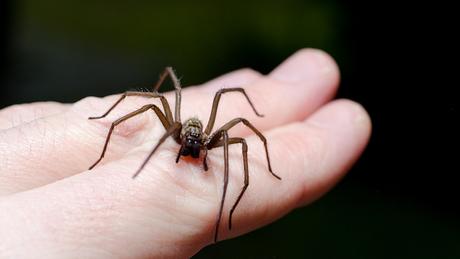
[1,1,459,258]
[4,0,346,104]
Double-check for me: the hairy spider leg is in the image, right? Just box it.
[132,122,182,179]
[89,66,183,124]
[155,67,182,123]
[89,66,185,171]
[212,137,249,230]
[205,117,281,237]
[207,117,280,179]
[202,148,209,171]
[204,88,264,136]
[88,104,169,170]
[213,130,230,243]
[89,91,174,125]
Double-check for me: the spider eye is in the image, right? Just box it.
[186,137,200,146]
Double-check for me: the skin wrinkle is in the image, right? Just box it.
[293,129,329,207]
[126,146,216,225]
[69,97,165,171]
[41,181,128,251]
[47,116,78,178]
[0,132,9,174]
[1,117,71,190]
[172,195,215,242]
[266,123,304,179]
[165,162,216,208]
[70,115,119,168]
[12,124,36,177]
[71,97,152,139]
[129,127,218,211]
[299,124,327,181]
[19,119,63,182]
[97,151,213,237]
[119,195,201,256]
[0,102,69,130]
[0,196,52,255]
[25,119,54,161]
[2,179,103,248]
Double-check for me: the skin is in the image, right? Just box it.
[0,49,371,259]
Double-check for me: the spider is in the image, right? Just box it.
[88,67,281,243]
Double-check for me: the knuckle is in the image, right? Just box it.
[72,96,104,116]
[279,124,327,178]
[236,68,262,81]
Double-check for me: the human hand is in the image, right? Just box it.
[0,49,371,258]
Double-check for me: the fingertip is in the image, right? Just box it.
[295,99,372,207]
[269,48,340,88]
[307,99,372,141]
[261,99,371,208]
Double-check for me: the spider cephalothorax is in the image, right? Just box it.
[88,67,281,243]
[178,117,204,159]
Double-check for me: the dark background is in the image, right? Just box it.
[1,1,458,258]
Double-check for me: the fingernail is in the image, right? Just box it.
[349,101,372,127]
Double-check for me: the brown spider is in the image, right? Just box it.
[88,67,281,243]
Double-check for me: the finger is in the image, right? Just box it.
[0,102,69,130]
[85,48,338,167]
[186,48,340,133]
[0,49,339,195]
[0,68,263,196]
[201,68,262,89]
[0,67,260,194]
[219,99,372,240]
[0,99,370,258]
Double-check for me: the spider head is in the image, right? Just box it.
[180,135,201,158]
